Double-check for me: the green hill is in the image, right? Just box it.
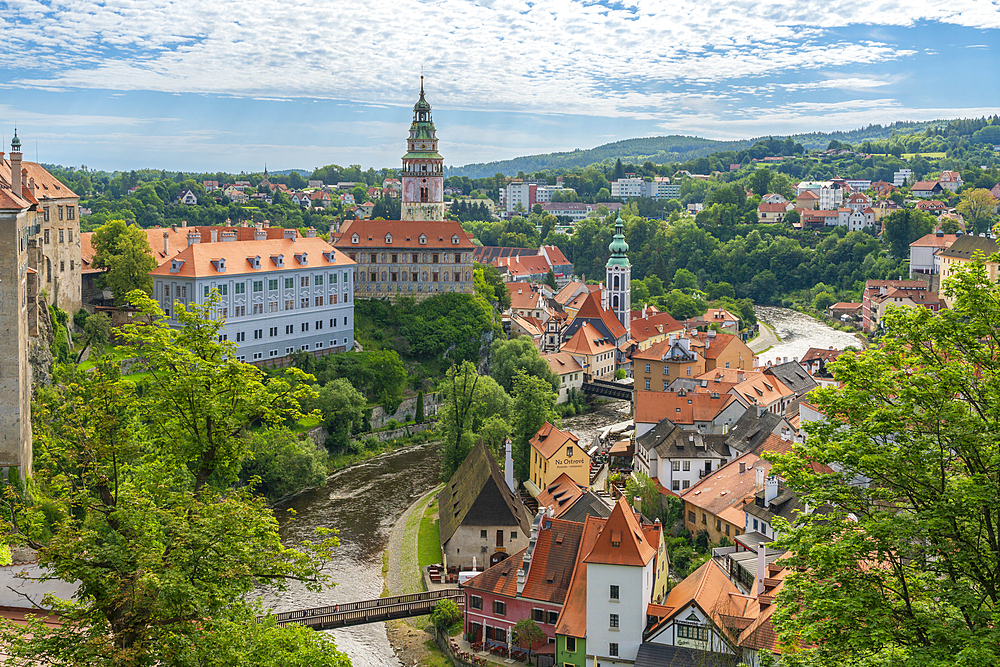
[448,120,950,178]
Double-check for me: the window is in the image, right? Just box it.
[609,643,619,657]
[44,229,49,244]
[300,276,309,287]
[220,284,228,296]
[235,283,245,295]
[60,260,65,272]
[672,480,680,491]
[164,285,171,298]
[566,637,576,652]
[683,461,691,471]
[676,624,709,641]
[493,601,506,616]
[269,279,278,290]
[610,585,619,600]
[726,361,731,368]
[644,379,650,390]
[330,272,338,284]
[688,511,696,523]
[68,229,73,242]
[301,298,309,309]
[68,206,75,220]
[286,325,294,334]
[533,609,544,623]
[470,596,482,610]
[609,614,619,628]
[235,332,245,342]
[481,530,488,539]
[702,513,707,524]
[511,531,517,540]
[284,278,294,289]
[672,461,680,471]
[59,229,65,243]
[645,363,651,373]
[753,519,758,531]
[548,610,558,625]
[43,208,50,222]
[682,480,690,489]
[315,296,323,306]
[566,445,573,457]
[58,206,64,220]
[253,303,263,315]
[369,253,377,263]
[725,524,730,535]
[663,365,668,375]
[301,322,309,332]
[204,285,210,298]
[687,366,692,376]
[285,299,294,310]
[253,281,263,292]
[270,327,278,337]
[315,274,323,286]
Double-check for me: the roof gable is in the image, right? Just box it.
[584,497,656,567]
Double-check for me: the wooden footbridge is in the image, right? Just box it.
[266,589,463,630]
[582,378,633,401]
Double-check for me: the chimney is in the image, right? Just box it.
[221,230,237,242]
[737,371,744,383]
[181,219,187,227]
[633,496,642,515]
[764,476,779,507]
[755,465,766,487]
[504,439,515,493]
[739,461,746,474]
[756,544,766,595]
[210,228,218,243]
[305,227,317,238]
[518,509,545,595]
[255,229,267,241]
[163,232,169,256]
[187,230,201,246]
[283,228,297,241]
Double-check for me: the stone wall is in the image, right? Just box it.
[371,392,441,429]
[306,422,435,448]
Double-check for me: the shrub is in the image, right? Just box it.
[431,599,462,632]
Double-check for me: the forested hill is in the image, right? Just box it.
[449,120,947,178]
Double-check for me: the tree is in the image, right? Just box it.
[882,208,935,259]
[625,471,661,521]
[783,209,800,227]
[772,258,1000,667]
[1,291,348,666]
[811,291,836,311]
[239,426,328,502]
[748,168,773,197]
[90,219,158,304]
[661,289,703,320]
[512,617,546,651]
[439,362,480,481]
[310,378,367,449]
[489,336,559,395]
[83,311,113,351]
[671,268,698,291]
[415,390,425,423]
[431,599,463,633]
[544,268,557,290]
[511,370,558,481]
[956,187,999,234]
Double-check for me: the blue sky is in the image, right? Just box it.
[0,0,997,173]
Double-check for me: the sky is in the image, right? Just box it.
[0,0,998,173]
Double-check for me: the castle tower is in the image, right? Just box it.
[400,77,445,221]
[605,214,631,336]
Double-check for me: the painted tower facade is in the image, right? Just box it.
[605,214,631,336]
[401,77,446,221]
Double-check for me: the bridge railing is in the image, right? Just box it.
[266,588,462,625]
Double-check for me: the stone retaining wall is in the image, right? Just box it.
[371,392,442,429]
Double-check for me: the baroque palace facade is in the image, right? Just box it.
[334,79,475,302]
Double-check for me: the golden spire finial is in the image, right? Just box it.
[420,75,424,95]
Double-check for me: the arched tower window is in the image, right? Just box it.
[613,294,619,309]
[613,274,620,290]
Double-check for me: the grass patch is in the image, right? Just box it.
[420,639,455,667]
[292,414,323,434]
[417,499,441,570]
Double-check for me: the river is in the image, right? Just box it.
[753,306,864,364]
[260,441,441,667]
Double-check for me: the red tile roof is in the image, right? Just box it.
[561,322,616,356]
[553,515,605,638]
[630,311,684,343]
[530,423,579,460]
[462,548,528,596]
[542,351,584,377]
[150,237,354,278]
[574,290,627,340]
[521,517,585,604]
[584,497,657,567]
[334,219,475,249]
[634,390,738,425]
[535,474,586,518]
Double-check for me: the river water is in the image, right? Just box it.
[260,441,441,667]
[754,306,864,365]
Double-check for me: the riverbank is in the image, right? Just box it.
[749,321,780,354]
[384,483,448,666]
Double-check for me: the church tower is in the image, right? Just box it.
[605,214,631,336]
[401,77,445,221]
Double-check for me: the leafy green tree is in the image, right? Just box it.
[748,168,774,197]
[811,291,836,311]
[309,378,367,449]
[83,311,113,351]
[882,208,934,259]
[783,209,800,227]
[512,617,546,650]
[359,349,407,411]
[431,599,463,633]
[772,258,1000,667]
[2,291,346,667]
[625,471,661,521]
[489,336,559,395]
[240,427,328,501]
[544,268,557,290]
[661,289,703,320]
[957,187,999,234]
[90,219,158,304]
[671,268,698,291]
[511,370,558,481]
[415,390,425,423]
[439,362,480,481]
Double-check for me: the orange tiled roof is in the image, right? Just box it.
[574,290,627,340]
[520,517,585,604]
[150,237,354,278]
[0,158,78,202]
[462,547,528,597]
[535,474,586,518]
[553,515,605,638]
[682,451,766,517]
[634,390,738,425]
[333,219,475,249]
[630,311,683,343]
[542,351,584,377]
[530,422,579,460]
[584,497,657,567]
[561,322,616,356]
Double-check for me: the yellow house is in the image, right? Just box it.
[529,423,590,493]
[938,234,999,307]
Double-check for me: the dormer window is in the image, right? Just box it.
[211,258,226,273]
[419,234,427,245]
[452,234,459,245]
[385,234,392,244]
[323,251,336,262]
[611,531,621,548]
[247,255,261,269]
[294,252,308,266]
[169,259,185,273]
[351,234,359,244]
[271,254,284,268]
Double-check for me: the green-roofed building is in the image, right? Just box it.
[401,77,446,222]
[604,214,631,337]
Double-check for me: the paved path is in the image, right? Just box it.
[749,322,780,353]
[385,484,442,597]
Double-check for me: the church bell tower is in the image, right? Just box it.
[401,77,445,221]
[605,214,631,336]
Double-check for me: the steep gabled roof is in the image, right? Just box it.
[438,441,532,546]
[763,362,818,398]
[561,322,616,357]
[573,290,627,340]
[462,548,527,597]
[634,390,739,426]
[535,474,586,518]
[542,351,584,377]
[521,517,585,604]
[554,515,606,638]
[530,422,580,460]
[584,497,656,567]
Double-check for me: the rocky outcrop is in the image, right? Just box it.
[28,305,54,389]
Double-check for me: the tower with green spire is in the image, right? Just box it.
[605,213,631,336]
[401,77,445,221]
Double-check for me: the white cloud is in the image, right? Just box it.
[0,0,994,122]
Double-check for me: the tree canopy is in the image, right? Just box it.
[772,258,1000,667]
[90,219,158,304]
